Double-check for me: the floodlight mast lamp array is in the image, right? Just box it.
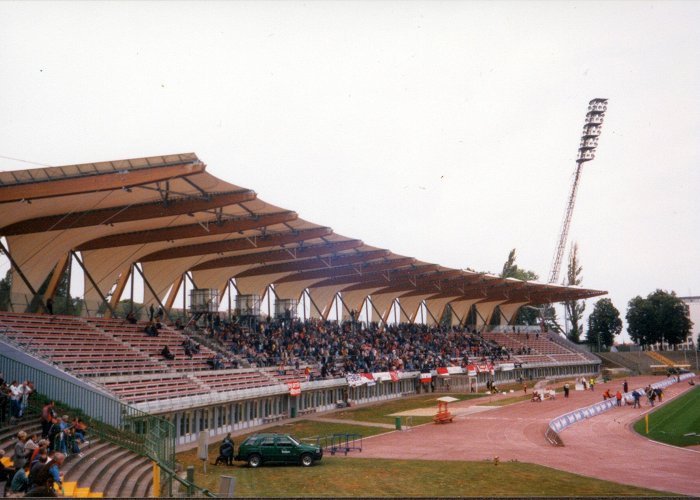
[547,98,609,286]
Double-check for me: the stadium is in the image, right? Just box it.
[0,154,697,497]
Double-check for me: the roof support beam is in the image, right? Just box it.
[190,240,362,271]
[0,161,206,203]
[76,211,298,251]
[312,264,439,290]
[331,265,446,292]
[140,227,333,262]
[1,190,256,235]
[234,249,390,278]
[274,257,416,284]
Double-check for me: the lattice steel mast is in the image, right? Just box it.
[548,98,609,284]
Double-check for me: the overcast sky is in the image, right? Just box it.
[1,1,698,342]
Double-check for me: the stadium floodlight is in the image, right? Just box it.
[577,98,608,163]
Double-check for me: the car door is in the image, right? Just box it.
[259,436,277,462]
[274,435,298,463]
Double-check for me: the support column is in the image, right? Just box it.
[307,291,324,318]
[133,263,169,321]
[396,299,412,325]
[0,239,46,313]
[302,290,307,321]
[425,304,440,325]
[130,264,135,314]
[107,266,132,318]
[164,274,184,313]
[43,254,70,302]
[71,251,117,318]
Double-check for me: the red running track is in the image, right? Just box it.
[353,375,700,496]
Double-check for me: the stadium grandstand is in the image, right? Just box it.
[0,153,608,495]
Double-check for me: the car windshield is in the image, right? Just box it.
[287,435,300,445]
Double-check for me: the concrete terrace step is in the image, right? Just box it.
[114,455,152,498]
[86,447,138,498]
[62,440,114,484]
[131,462,154,498]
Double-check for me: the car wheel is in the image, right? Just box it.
[300,453,313,467]
[248,454,262,468]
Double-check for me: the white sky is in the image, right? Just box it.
[1,1,699,342]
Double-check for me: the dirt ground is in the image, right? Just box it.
[354,375,700,496]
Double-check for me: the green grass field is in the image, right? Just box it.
[634,385,700,447]
[179,456,673,497]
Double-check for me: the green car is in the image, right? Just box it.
[235,433,323,468]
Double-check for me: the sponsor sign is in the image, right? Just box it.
[287,381,301,396]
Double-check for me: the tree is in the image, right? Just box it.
[564,243,585,343]
[500,248,539,282]
[587,298,622,351]
[0,270,11,311]
[499,249,540,325]
[626,290,693,348]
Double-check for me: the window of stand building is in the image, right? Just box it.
[179,414,188,436]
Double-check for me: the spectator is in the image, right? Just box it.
[0,450,16,484]
[24,432,40,456]
[25,452,65,497]
[9,381,22,420]
[161,346,175,361]
[9,462,31,494]
[40,401,56,438]
[19,381,33,418]
[0,384,10,423]
[145,322,159,337]
[13,431,30,471]
[28,449,49,489]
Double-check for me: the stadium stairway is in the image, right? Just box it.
[0,416,152,498]
[646,350,677,366]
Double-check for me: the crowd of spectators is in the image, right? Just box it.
[0,376,34,425]
[192,317,512,378]
[0,376,83,497]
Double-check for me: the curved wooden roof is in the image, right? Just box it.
[0,153,606,321]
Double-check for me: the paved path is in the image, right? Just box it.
[308,416,396,429]
[350,376,700,496]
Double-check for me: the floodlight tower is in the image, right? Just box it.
[548,98,609,285]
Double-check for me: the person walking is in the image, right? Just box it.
[632,390,641,408]
[563,383,570,398]
[622,380,628,394]
[615,390,622,407]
